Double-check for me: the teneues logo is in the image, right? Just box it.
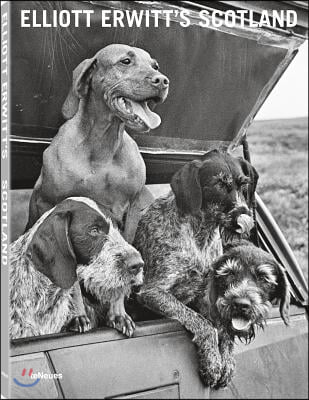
[13,368,63,387]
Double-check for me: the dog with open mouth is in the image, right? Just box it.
[196,240,290,388]
[133,150,260,387]
[25,44,169,243]
[205,240,290,338]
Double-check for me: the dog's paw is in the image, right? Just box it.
[199,370,221,388]
[198,356,222,388]
[66,315,91,333]
[194,332,223,388]
[214,356,235,389]
[194,335,222,388]
[106,312,136,337]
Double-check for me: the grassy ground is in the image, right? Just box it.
[10,117,308,281]
[245,117,308,280]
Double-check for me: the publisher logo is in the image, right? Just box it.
[13,368,62,388]
[13,369,40,387]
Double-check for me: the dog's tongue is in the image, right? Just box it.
[232,317,251,331]
[130,100,161,129]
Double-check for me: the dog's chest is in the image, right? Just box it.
[179,224,223,271]
[82,159,144,195]
[164,225,222,304]
[46,135,145,217]
[10,258,73,337]
[34,287,73,334]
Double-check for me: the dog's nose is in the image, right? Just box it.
[132,284,143,294]
[234,298,251,311]
[151,74,169,89]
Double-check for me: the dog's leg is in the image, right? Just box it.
[106,291,136,337]
[25,183,54,232]
[215,328,235,388]
[123,187,155,244]
[65,282,91,333]
[139,288,223,387]
[196,296,235,388]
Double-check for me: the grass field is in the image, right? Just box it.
[245,117,308,280]
[10,117,308,280]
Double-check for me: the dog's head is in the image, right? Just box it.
[207,242,290,341]
[27,197,144,293]
[171,150,259,239]
[62,44,169,133]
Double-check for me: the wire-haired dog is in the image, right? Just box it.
[197,240,290,387]
[133,149,259,387]
[10,197,143,340]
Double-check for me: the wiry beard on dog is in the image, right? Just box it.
[215,279,271,343]
[77,223,144,304]
[203,242,290,344]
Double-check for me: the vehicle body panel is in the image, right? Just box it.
[10,308,308,399]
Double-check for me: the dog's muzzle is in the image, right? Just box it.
[230,298,252,332]
[220,206,254,238]
[106,75,169,132]
[127,255,144,288]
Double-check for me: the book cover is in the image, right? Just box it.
[1,1,308,398]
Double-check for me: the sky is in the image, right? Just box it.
[255,42,308,120]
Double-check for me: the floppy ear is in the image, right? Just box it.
[275,263,291,325]
[27,210,77,289]
[238,158,259,208]
[171,160,203,215]
[62,57,97,119]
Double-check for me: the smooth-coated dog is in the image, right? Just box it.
[10,197,144,339]
[195,240,290,388]
[25,44,169,243]
[133,149,259,386]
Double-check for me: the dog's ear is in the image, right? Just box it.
[238,158,259,208]
[275,263,291,325]
[27,210,77,289]
[171,160,203,215]
[62,57,97,119]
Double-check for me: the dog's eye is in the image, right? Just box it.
[89,226,104,236]
[217,181,232,192]
[153,63,159,71]
[216,181,225,189]
[216,269,233,277]
[120,58,131,65]
[263,276,278,286]
[258,274,277,286]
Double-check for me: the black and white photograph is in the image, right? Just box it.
[1,1,308,398]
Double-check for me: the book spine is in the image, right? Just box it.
[1,1,10,398]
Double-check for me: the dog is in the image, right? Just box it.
[195,240,290,388]
[25,44,169,243]
[10,197,144,340]
[133,149,259,386]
